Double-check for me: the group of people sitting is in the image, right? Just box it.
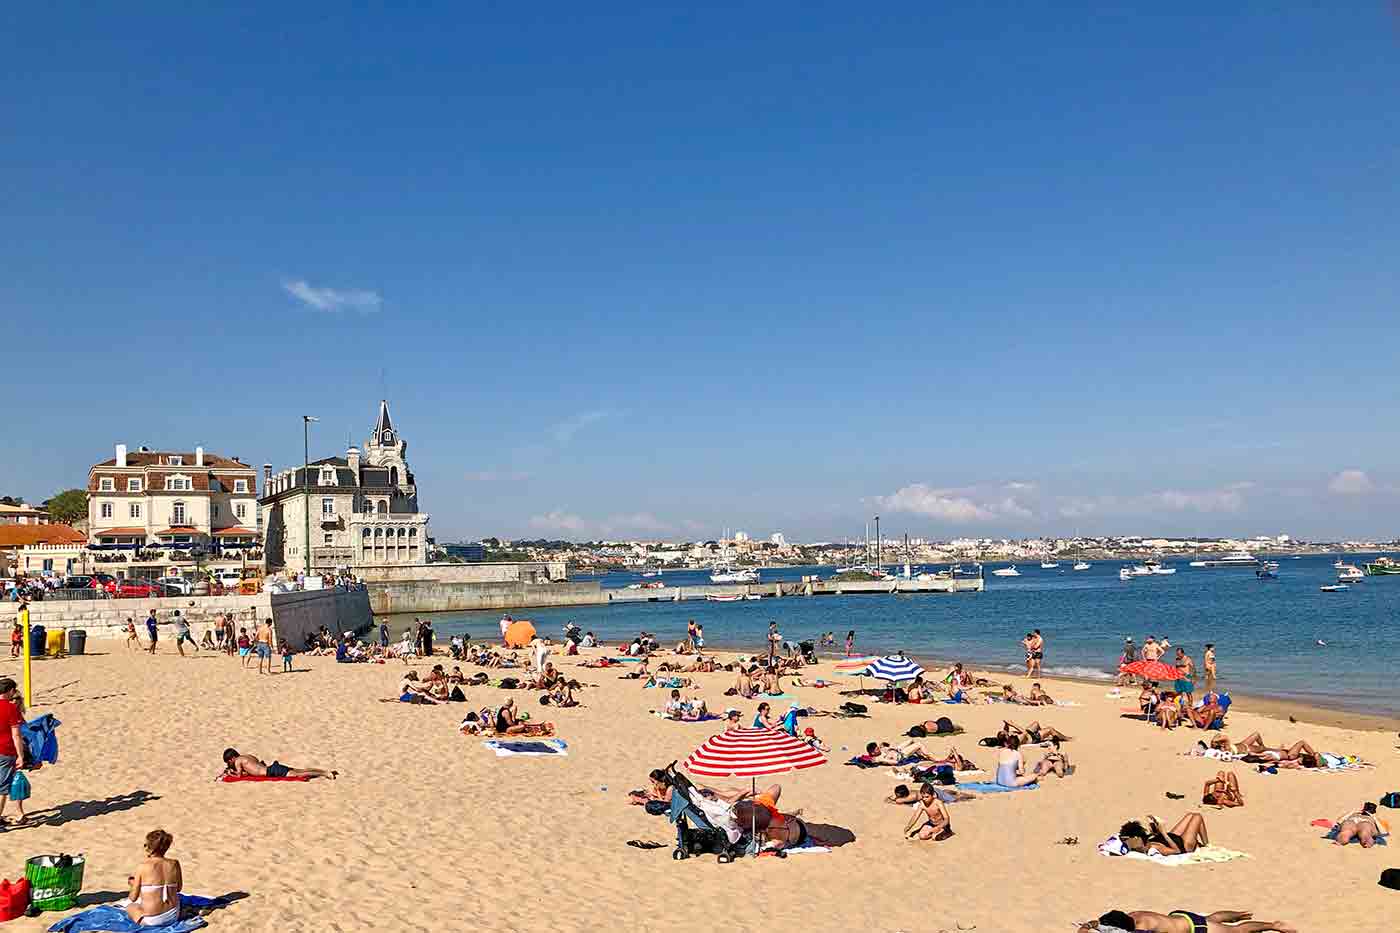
[458,697,556,737]
[1141,686,1229,730]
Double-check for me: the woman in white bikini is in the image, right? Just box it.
[125,829,182,926]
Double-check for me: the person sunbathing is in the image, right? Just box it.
[222,748,336,780]
[396,675,438,704]
[1002,720,1070,744]
[1186,696,1226,729]
[994,734,1039,787]
[1083,908,1295,933]
[1139,685,1160,718]
[494,699,554,736]
[1027,682,1054,705]
[1034,739,1071,778]
[860,740,930,765]
[887,780,978,805]
[724,783,808,852]
[1156,696,1182,729]
[448,666,467,685]
[1000,684,1027,704]
[1117,812,1210,855]
[628,769,674,806]
[1235,735,1322,769]
[124,830,183,927]
[1202,771,1243,808]
[760,667,784,695]
[1332,802,1382,847]
[903,782,953,841]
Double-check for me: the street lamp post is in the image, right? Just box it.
[303,415,318,578]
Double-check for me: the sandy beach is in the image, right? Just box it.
[2,636,1396,933]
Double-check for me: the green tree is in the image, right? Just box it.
[45,488,88,524]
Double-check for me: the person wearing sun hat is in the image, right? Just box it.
[800,726,829,752]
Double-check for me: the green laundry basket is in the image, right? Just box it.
[25,854,85,912]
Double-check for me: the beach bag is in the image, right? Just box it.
[498,677,519,690]
[1380,792,1400,809]
[24,854,84,913]
[0,878,30,922]
[9,769,31,802]
[1380,868,1400,891]
[839,702,867,715]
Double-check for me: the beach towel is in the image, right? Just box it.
[21,714,60,766]
[48,895,225,932]
[483,739,569,757]
[218,773,310,783]
[1105,845,1250,866]
[1323,826,1388,845]
[957,781,1039,794]
[845,755,924,769]
[781,842,832,855]
[653,712,720,723]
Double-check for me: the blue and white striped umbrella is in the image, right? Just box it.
[862,654,925,683]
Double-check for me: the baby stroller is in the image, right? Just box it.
[799,640,818,664]
[659,762,748,863]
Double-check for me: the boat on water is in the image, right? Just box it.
[1255,567,1278,580]
[1333,558,1346,569]
[1337,565,1364,583]
[709,567,760,584]
[743,593,762,600]
[705,593,745,602]
[1188,550,1259,568]
[1040,561,1059,569]
[640,569,662,578]
[1145,559,1176,575]
[991,565,1020,577]
[1118,566,1134,581]
[1363,557,1400,576]
[1073,560,1091,571]
[1320,584,1349,593]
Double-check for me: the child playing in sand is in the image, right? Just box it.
[279,639,293,672]
[903,783,952,841]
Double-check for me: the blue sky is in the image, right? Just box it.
[4,3,1399,541]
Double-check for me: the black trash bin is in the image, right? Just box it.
[68,629,88,656]
[29,624,46,657]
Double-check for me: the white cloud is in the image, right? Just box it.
[528,510,585,533]
[1004,481,1037,492]
[550,409,619,445]
[464,470,531,482]
[600,512,671,535]
[1145,488,1245,513]
[1328,470,1373,496]
[875,484,1030,523]
[282,278,382,312]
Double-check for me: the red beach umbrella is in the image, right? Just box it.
[1120,659,1182,682]
[684,727,827,779]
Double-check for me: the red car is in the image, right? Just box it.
[114,579,159,598]
[62,574,120,595]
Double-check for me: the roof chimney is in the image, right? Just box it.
[195,446,204,466]
[263,463,273,488]
[115,443,127,467]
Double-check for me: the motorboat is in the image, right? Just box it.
[1119,566,1134,581]
[1333,558,1346,570]
[1255,567,1278,580]
[1073,561,1091,571]
[1188,551,1258,568]
[1320,584,1349,593]
[1337,565,1364,583]
[709,567,760,584]
[1040,561,1059,569]
[743,593,762,600]
[991,565,1020,577]
[1144,558,1176,575]
[706,593,744,602]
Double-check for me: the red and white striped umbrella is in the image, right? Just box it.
[684,726,828,779]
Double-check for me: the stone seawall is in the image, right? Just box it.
[367,580,604,614]
[21,587,372,650]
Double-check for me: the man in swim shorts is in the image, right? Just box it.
[222,748,336,780]
[1082,908,1294,932]
[255,617,275,675]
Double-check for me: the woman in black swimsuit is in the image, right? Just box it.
[1118,811,1210,855]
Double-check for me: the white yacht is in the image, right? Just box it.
[1188,551,1258,568]
[1073,561,1091,571]
[991,565,1020,577]
[710,566,759,584]
[1337,564,1364,583]
[1040,561,1060,569]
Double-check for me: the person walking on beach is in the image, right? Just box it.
[0,677,27,828]
[255,617,275,675]
[1029,630,1045,677]
[686,619,698,651]
[379,619,390,650]
[845,630,855,657]
[1203,644,1217,693]
[145,609,159,655]
[124,617,140,652]
[767,622,782,664]
[1021,633,1035,676]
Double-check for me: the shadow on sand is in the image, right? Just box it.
[12,790,161,830]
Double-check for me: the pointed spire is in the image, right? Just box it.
[374,399,394,438]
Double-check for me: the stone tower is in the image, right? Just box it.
[363,399,415,498]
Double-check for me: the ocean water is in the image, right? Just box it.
[407,554,1400,716]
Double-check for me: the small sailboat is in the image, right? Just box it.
[1073,560,1091,571]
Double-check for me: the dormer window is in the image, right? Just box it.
[234,479,248,493]
[167,475,192,492]
[168,455,183,466]
[320,469,337,486]
[99,478,114,491]
[127,478,142,492]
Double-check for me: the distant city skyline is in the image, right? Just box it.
[3,5,1398,541]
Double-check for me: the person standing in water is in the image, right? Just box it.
[1203,644,1217,693]
[845,630,855,657]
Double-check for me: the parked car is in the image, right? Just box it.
[215,571,243,590]
[155,576,192,595]
[61,574,118,594]
[114,578,161,599]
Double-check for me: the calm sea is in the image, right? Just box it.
[408,554,1400,716]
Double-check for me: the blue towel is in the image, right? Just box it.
[22,713,61,765]
[957,781,1039,793]
[49,895,225,932]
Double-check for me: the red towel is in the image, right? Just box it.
[219,773,310,783]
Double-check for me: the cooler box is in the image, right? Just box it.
[67,629,88,655]
[46,629,66,656]
[28,624,46,657]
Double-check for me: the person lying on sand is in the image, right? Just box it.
[859,740,931,765]
[541,683,580,708]
[1002,720,1070,744]
[618,660,652,680]
[800,726,830,752]
[663,690,708,721]
[1035,739,1071,778]
[722,783,809,852]
[903,783,953,841]
[1234,734,1322,769]
[887,781,978,805]
[222,748,336,780]
[1118,812,1210,855]
[1202,772,1243,808]
[1332,801,1382,847]
[1000,684,1028,704]
[1082,908,1295,933]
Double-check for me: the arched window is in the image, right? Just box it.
[362,528,371,539]
[397,527,406,538]
[377,500,387,515]
[362,498,373,514]
[373,527,383,538]
[172,501,186,525]
[408,528,417,539]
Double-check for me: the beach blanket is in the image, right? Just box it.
[217,773,310,783]
[48,895,225,932]
[1101,845,1249,866]
[483,739,569,757]
[781,841,832,855]
[1323,826,1388,845]
[652,712,720,723]
[957,781,1039,794]
[845,755,924,769]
